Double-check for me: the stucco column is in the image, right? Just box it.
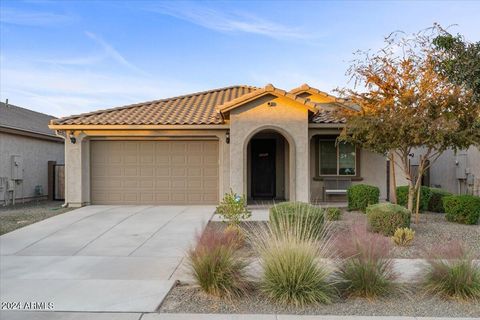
[64,133,90,207]
[295,123,310,202]
[216,131,230,199]
[229,127,244,196]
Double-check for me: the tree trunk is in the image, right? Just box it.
[407,184,416,212]
[415,184,421,224]
[389,152,397,204]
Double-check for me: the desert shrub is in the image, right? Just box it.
[422,242,480,301]
[347,184,380,212]
[366,203,411,236]
[188,226,250,297]
[335,225,397,298]
[396,185,432,212]
[443,195,480,225]
[325,207,341,221]
[269,202,324,240]
[391,227,415,246]
[216,189,251,227]
[250,210,336,306]
[428,188,452,213]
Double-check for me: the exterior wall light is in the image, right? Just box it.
[69,131,76,144]
[226,130,230,144]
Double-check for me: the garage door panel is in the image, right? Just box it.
[171,167,186,177]
[204,166,219,177]
[107,167,123,176]
[171,142,187,153]
[140,167,154,177]
[171,155,186,164]
[91,140,218,204]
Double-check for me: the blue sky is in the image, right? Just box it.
[1,0,479,117]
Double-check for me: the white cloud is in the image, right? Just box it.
[84,31,146,74]
[0,58,197,117]
[0,7,76,27]
[147,2,311,40]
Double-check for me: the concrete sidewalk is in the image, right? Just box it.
[0,312,477,320]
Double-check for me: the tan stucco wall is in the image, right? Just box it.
[229,95,310,202]
[0,132,64,202]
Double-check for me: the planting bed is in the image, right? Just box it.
[332,210,480,259]
[159,284,480,317]
[209,210,480,259]
[162,209,480,317]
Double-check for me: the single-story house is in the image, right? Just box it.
[49,84,398,207]
[0,101,64,204]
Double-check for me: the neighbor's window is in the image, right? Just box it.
[318,138,356,176]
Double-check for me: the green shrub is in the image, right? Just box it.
[325,207,341,221]
[188,227,251,297]
[269,202,324,240]
[335,225,397,298]
[428,188,452,213]
[366,203,411,236]
[252,210,336,306]
[396,186,432,212]
[347,184,380,212]
[443,195,480,225]
[391,227,415,246]
[216,189,251,226]
[422,242,480,301]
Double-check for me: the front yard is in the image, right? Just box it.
[159,200,480,317]
[0,200,73,235]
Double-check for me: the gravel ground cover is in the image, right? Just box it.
[333,210,480,258]
[0,200,72,235]
[211,210,480,259]
[159,284,480,317]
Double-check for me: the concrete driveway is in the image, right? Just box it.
[0,205,214,313]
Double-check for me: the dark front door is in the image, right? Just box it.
[251,139,276,198]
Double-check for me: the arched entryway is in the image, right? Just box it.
[246,129,290,202]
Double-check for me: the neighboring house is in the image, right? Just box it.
[428,147,480,196]
[0,102,65,204]
[48,84,395,207]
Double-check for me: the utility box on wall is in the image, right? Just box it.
[11,155,24,180]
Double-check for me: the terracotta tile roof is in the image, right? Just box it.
[289,83,339,100]
[311,110,346,124]
[217,84,318,114]
[52,85,258,125]
[52,84,354,126]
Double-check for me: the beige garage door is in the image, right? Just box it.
[90,140,219,204]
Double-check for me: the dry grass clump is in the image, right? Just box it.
[188,226,251,298]
[421,241,480,301]
[249,208,337,306]
[335,224,398,298]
